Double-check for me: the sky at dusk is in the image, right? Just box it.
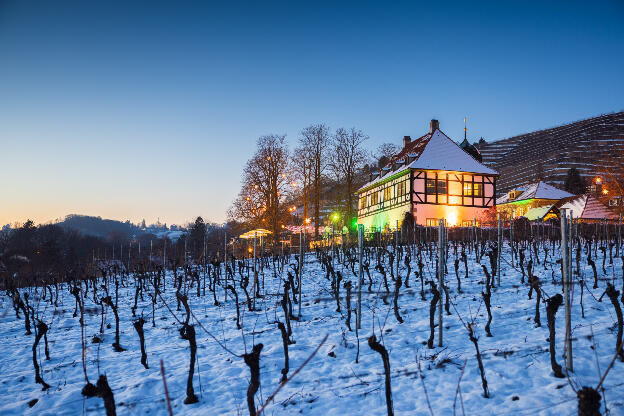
[1,0,623,227]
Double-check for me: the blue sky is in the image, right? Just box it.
[1,0,623,226]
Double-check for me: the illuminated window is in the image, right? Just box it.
[371,191,378,205]
[397,181,406,197]
[463,182,473,196]
[360,196,367,209]
[473,183,483,197]
[384,187,391,201]
[426,179,436,194]
[437,179,447,195]
[462,220,473,227]
[426,218,439,227]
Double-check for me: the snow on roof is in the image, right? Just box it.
[497,181,573,204]
[358,129,497,192]
[558,194,619,220]
[519,182,573,201]
[408,130,498,174]
[524,205,554,221]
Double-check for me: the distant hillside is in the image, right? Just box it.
[57,214,139,238]
[476,112,624,194]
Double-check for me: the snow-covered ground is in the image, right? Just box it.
[1,243,623,415]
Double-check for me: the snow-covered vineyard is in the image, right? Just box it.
[2,227,624,415]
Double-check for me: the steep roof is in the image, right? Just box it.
[389,132,433,163]
[359,129,498,192]
[497,181,573,204]
[410,130,497,174]
[556,194,619,220]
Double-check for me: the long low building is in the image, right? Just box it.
[357,120,498,230]
[496,181,573,219]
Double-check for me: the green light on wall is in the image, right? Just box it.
[510,199,535,205]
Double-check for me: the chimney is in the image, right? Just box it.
[430,119,439,133]
[403,135,411,148]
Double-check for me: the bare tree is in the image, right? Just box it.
[376,142,400,168]
[300,124,330,237]
[292,141,314,223]
[329,127,369,227]
[229,135,291,243]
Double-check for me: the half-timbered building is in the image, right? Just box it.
[356,120,498,230]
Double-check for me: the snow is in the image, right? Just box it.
[517,182,573,202]
[523,205,554,221]
[560,194,620,220]
[153,230,185,241]
[1,242,624,415]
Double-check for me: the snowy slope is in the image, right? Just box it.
[1,243,623,415]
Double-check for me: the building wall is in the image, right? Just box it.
[413,204,490,226]
[497,199,559,219]
[357,171,411,230]
[357,168,497,230]
[358,203,411,230]
[412,170,496,207]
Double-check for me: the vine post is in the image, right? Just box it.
[438,219,444,347]
[357,224,363,330]
[561,209,573,372]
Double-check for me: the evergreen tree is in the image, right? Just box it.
[564,168,586,195]
[189,216,206,257]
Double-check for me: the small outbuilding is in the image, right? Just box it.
[549,194,620,221]
[496,181,573,219]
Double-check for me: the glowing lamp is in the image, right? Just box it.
[446,212,458,227]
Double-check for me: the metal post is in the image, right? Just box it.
[473,218,478,262]
[438,219,444,347]
[253,232,257,310]
[561,210,573,371]
[357,224,364,330]
[396,220,400,278]
[298,230,303,318]
[618,213,622,257]
[224,232,227,301]
[497,213,502,287]
[510,211,514,268]
[568,213,574,279]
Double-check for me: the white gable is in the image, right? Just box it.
[408,130,498,175]
[521,182,573,200]
[560,195,588,218]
